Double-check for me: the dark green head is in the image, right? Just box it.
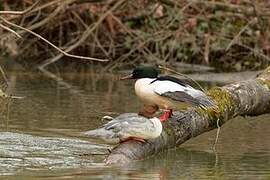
[121,66,159,80]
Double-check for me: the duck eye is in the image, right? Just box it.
[133,69,140,75]
[132,71,137,76]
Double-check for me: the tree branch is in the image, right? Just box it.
[0,23,21,38]
[0,16,108,63]
[38,0,126,69]
[105,66,270,164]
[0,0,41,15]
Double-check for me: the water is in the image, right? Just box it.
[0,65,269,179]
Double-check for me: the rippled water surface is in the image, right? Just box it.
[0,65,269,179]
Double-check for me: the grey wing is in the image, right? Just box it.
[84,113,162,143]
[162,91,216,108]
[83,114,151,143]
[153,80,216,107]
[105,115,156,138]
[152,80,201,105]
[160,91,202,106]
[103,113,146,130]
[120,120,156,139]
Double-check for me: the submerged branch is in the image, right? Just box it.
[105,66,270,164]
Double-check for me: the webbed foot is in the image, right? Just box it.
[159,109,173,122]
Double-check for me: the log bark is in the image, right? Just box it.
[105,67,270,165]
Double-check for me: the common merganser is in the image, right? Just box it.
[83,113,162,144]
[121,66,216,121]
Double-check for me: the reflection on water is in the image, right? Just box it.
[0,66,269,179]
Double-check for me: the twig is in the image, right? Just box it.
[5,98,11,130]
[14,0,76,36]
[204,34,210,64]
[158,65,206,92]
[212,118,221,151]
[0,65,9,88]
[238,43,270,62]
[104,40,147,71]
[0,4,63,41]
[0,16,108,63]
[0,88,24,99]
[38,0,126,68]
[0,0,41,15]
[0,23,21,38]
[226,18,257,51]
[29,0,63,14]
[71,11,110,58]
[38,68,83,95]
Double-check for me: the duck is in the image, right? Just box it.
[121,66,216,121]
[83,113,162,144]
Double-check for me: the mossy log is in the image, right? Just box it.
[105,67,270,165]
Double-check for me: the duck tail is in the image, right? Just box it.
[83,129,119,144]
[197,95,218,109]
[83,129,102,137]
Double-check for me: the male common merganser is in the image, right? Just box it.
[83,113,162,144]
[121,66,216,121]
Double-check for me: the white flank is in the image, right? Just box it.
[135,78,201,100]
[134,77,214,108]
[152,80,186,94]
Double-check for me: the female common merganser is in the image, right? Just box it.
[83,113,162,144]
[121,66,216,121]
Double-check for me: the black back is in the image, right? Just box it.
[150,75,188,87]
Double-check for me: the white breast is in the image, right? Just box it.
[148,117,163,139]
[134,78,156,105]
[134,78,179,109]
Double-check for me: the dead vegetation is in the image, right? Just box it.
[1,0,270,71]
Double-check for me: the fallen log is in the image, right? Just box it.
[105,66,270,165]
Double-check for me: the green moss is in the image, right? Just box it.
[196,87,235,127]
[265,66,270,74]
[163,122,178,145]
[163,123,175,137]
[257,79,270,90]
[256,66,270,89]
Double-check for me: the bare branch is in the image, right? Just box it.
[38,0,125,68]
[226,18,257,51]
[0,0,41,15]
[0,16,108,63]
[106,68,270,164]
[0,65,9,89]
[158,65,205,92]
[0,23,21,38]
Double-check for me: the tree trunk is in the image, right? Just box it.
[105,67,270,165]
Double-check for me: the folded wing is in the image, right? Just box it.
[152,76,216,108]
